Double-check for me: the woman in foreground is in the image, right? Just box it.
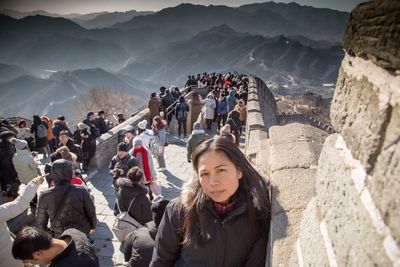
[150,137,270,267]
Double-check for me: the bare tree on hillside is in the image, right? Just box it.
[73,88,140,124]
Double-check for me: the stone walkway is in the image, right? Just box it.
[87,133,195,266]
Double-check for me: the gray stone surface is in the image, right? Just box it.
[270,168,316,215]
[331,67,391,172]
[316,134,392,266]
[268,123,327,172]
[343,0,400,70]
[297,198,329,267]
[369,104,400,246]
[269,210,303,267]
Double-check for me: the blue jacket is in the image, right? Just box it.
[217,98,228,115]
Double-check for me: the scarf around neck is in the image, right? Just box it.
[133,146,152,182]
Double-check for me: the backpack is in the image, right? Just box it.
[112,197,143,242]
[36,124,47,138]
[176,103,188,121]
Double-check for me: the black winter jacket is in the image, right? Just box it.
[0,141,17,185]
[116,178,152,226]
[58,139,83,163]
[36,184,97,238]
[50,228,99,267]
[150,187,268,267]
[94,117,109,135]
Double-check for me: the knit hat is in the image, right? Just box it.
[117,142,129,152]
[151,200,170,226]
[10,138,28,150]
[123,125,135,133]
[138,120,147,130]
[51,159,73,185]
[193,121,202,131]
[87,111,95,118]
[133,137,143,146]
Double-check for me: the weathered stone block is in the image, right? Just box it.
[297,198,329,267]
[343,0,400,70]
[270,168,316,215]
[316,134,392,266]
[269,210,303,267]
[369,104,400,246]
[269,122,328,146]
[331,60,392,171]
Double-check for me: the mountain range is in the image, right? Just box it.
[0,1,348,122]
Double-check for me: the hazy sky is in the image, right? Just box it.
[0,0,366,14]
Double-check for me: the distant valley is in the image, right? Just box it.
[0,2,347,122]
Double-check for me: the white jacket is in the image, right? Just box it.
[0,182,39,267]
[12,150,39,184]
[140,129,154,149]
[201,98,216,120]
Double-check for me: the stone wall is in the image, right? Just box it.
[245,76,277,168]
[289,1,400,266]
[247,2,400,266]
[91,108,150,168]
[92,86,192,168]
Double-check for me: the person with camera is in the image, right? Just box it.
[109,142,138,215]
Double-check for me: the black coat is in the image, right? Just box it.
[94,118,109,135]
[116,178,152,226]
[36,184,97,238]
[0,141,17,185]
[58,139,83,163]
[52,121,72,143]
[150,188,268,267]
[123,226,156,267]
[50,228,99,267]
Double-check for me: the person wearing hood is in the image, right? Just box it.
[0,175,44,267]
[122,200,170,267]
[186,122,208,163]
[148,92,160,126]
[226,89,237,113]
[137,120,154,149]
[226,110,242,146]
[160,89,175,125]
[175,96,189,138]
[78,112,99,171]
[36,159,97,238]
[30,115,50,157]
[116,166,152,226]
[11,138,40,185]
[52,116,72,145]
[0,130,19,199]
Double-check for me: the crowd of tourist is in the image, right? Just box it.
[0,72,271,267]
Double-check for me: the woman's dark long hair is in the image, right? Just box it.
[181,137,271,246]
